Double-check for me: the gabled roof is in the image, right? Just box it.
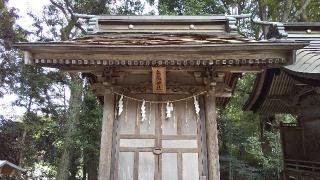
[245,23,320,114]
[286,41,320,78]
[15,15,305,69]
[13,15,309,109]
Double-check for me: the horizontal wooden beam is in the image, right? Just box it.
[34,57,288,70]
[91,83,231,97]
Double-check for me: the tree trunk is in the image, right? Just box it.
[19,96,33,167]
[87,152,98,180]
[282,0,293,22]
[258,0,269,39]
[69,148,80,180]
[83,147,98,180]
[56,73,82,180]
[299,0,309,21]
[259,114,274,156]
[82,162,87,180]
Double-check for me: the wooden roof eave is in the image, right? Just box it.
[15,41,306,52]
[13,41,307,73]
[283,68,320,85]
[243,68,279,112]
[15,41,306,67]
[244,65,320,114]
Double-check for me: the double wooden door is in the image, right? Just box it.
[113,95,207,180]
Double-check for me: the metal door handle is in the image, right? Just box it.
[153,147,162,155]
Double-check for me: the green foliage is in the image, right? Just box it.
[116,0,145,15]
[0,119,23,164]
[218,73,300,178]
[0,0,26,48]
[158,0,225,15]
[0,0,27,97]
[218,73,284,178]
[307,0,320,21]
[243,131,281,173]
[76,86,102,156]
[74,0,112,15]
[2,0,320,179]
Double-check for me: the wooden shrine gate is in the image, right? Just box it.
[15,15,305,180]
[113,95,207,180]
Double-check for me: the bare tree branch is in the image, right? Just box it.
[63,0,75,17]
[290,0,311,21]
[282,0,293,22]
[75,22,87,35]
[258,0,269,39]
[49,0,70,20]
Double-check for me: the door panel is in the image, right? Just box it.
[162,140,198,148]
[120,139,155,148]
[138,152,155,180]
[182,153,199,180]
[162,153,178,180]
[117,96,202,180]
[118,152,134,180]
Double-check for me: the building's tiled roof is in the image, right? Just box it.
[245,22,320,114]
[286,41,320,75]
[69,33,254,46]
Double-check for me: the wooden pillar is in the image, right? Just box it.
[98,88,115,180]
[204,84,220,180]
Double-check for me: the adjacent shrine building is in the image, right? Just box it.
[15,16,305,180]
[245,22,320,179]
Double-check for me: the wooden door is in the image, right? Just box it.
[114,95,206,180]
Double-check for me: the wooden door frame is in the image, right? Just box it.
[110,94,208,180]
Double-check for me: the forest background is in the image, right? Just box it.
[1,0,320,179]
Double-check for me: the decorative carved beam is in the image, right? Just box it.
[33,57,288,68]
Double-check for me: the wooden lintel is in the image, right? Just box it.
[217,66,266,73]
[46,64,270,74]
[91,83,231,97]
[59,66,206,72]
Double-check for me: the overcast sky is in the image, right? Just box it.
[1,1,50,119]
[1,0,156,119]
[8,0,50,29]
[8,0,156,30]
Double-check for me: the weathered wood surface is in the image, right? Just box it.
[98,89,115,180]
[281,120,320,179]
[199,96,209,177]
[204,86,220,180]
[19,44,298,68]
[114,95,205,179]
[152,67,166,94]
[84,15,233,34]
